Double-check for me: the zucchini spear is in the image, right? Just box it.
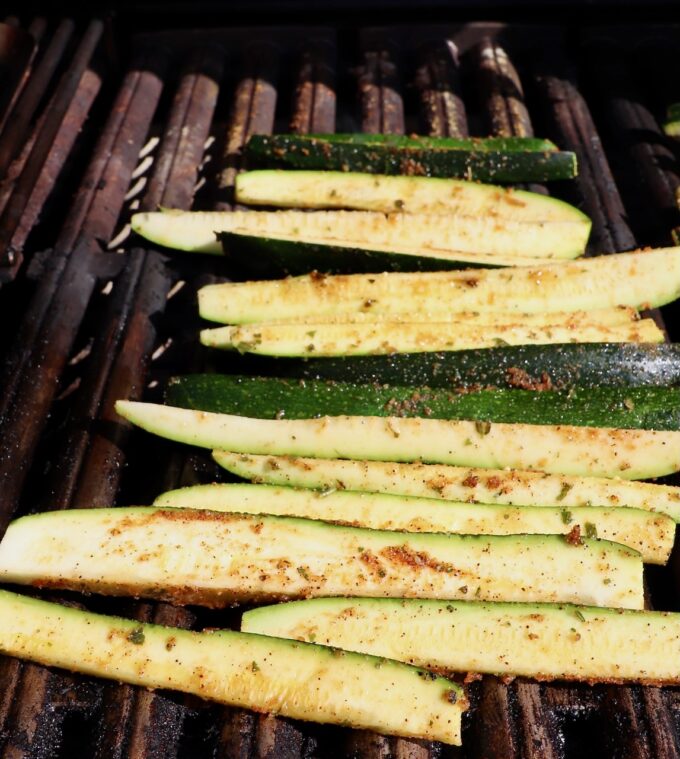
[197,247,680,324]
[132,209,589,260]
[243,134,578,183]
[0,508,643,609]
[234,170,589,220]
[153,482,675,564]
[0,590,466,745]
[166,375,680,431]
[200,319,663,357]
[115,401,680,480]
[243,597,680,686]
[213,453,680,522]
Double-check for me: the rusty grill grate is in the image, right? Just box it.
[0,16,680,759]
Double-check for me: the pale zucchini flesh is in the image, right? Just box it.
[131,209,589,259]
[242,597,680,685]
[0,590,466,744]
[115,401,680,480]
[153,482,675,564]
[197,248,680,324]
[0,508,643,608]
[234,170,592,224]
[215,453,680,522]
[200,320,663,357]
[262,306,639,327]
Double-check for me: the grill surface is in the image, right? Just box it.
[1,16,680,759]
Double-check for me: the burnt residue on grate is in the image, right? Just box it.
[1,20,680,759]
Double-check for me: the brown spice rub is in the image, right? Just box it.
[506,367,553,391]
[381,545,456,575]
[564,524,583,546]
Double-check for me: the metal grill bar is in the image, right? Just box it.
[216,43,279,209]
[0,20,104,277]
[359,42,404,134]
[474,36,534,137]
[289,42,336,135]
[415,39,468,138]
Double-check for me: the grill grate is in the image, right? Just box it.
[0,18,680,759]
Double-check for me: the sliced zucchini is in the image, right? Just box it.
[197,247,680,324]
[234,170,590,222]
[218,231,543,277]
[663,103,680,138]
[276,133,562,151]
[153,483,674,564]
[0,590,466,744]
[262,307,638,327]
[242,597,680,685]
[132,209,589,260]
[0,508,643,609]
[288,342,680,390]
[200,319,663,357]
[114,401,680,479]
[166,375,680,431]
[214,453,680,522]
[244,134,578,183]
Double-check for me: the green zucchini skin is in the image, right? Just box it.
[218,232,497,278]
[245,135,578,183]
[165,374,680,430]
[303,134,560,151]
[663,104,680,137]
[273,343,680,390]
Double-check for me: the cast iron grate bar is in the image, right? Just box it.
[215,42,279,210]
[0,17,67,179]
[289,42,336,135]
[359,41,404,135]
[0,20,104,278]
[415,39,468,138]
[474,36,533,138]
[0,19,44,138]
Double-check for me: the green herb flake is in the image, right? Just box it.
[556,483,573,502]
[251,661,260,672]
[623,397,635,411]
[474,420,491,437]
[603,578,611,585]
[308,633,316,643]
[297,566,310,580]
[127,627,145,645]
[560,509,573,525]
[575,610,586,623]
[584,522,598,540]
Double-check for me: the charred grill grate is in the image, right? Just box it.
[0,17,679,759]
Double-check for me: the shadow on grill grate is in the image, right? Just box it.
[0,16,680,759]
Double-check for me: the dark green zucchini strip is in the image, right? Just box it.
[269,343,680,390]
[663,103,680,137]
[218,231,518,278]
[166,374,680,430]
[304,134,560,151]
[244,135,578,183]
